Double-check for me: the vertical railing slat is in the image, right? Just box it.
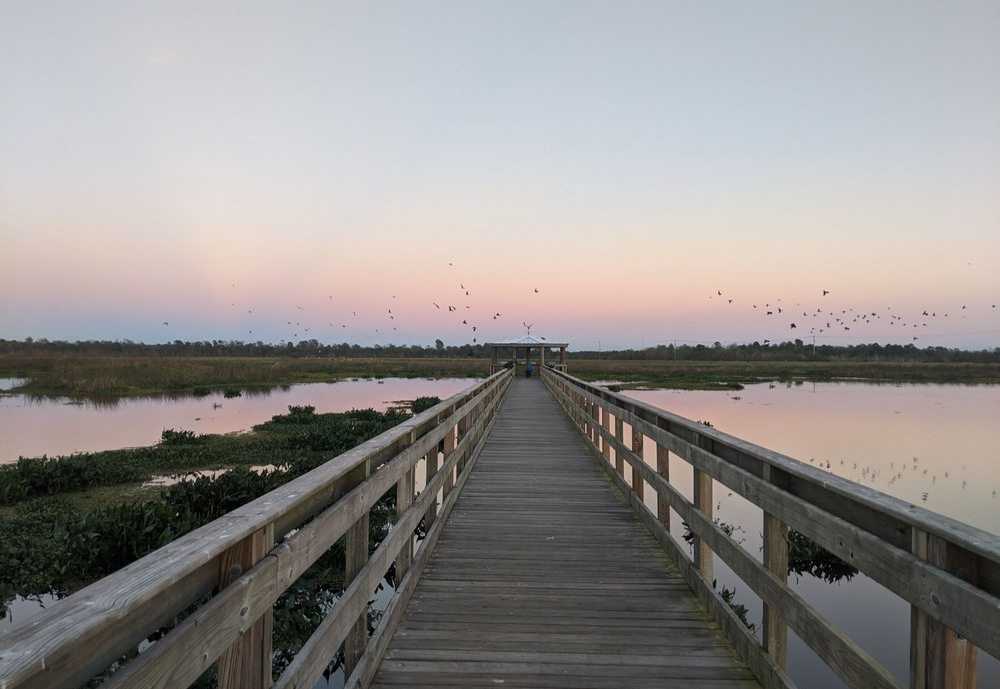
[656,441,670,530]
[631,423,645,501]
[614,416,625,477]
[217,524,275,689]
[693,466,713,580]
[394,431,416,583]
[342,457,372,676]
[910,528,977,689]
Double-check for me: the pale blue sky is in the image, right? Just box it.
[3,2,999,347]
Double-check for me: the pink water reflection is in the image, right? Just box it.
[623,382,1000,688]
[0,378,478,462]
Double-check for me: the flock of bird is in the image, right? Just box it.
[162,264,543,344]
[160,264,997,347]
[708,288,999,342]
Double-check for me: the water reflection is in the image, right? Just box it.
[626,381,1000,689]
[0,378,478,462]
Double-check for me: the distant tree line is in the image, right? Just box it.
[0,338,489,358]
[572,340,1000,363]
[2,338,1000,363]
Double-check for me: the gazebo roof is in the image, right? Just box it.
[484,335,568,348]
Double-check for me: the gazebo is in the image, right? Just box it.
[485,335,568,376]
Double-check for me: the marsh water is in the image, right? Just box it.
[626,382,1000,689]
[0,377,477,641]
[0,377,479,463]
[2,378,999,687]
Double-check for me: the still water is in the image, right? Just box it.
[3,378,998,687]
[626,381,1000,689]
[0,378,479,463]
[0,377,475,633]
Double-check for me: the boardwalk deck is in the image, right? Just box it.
[371,378,761,688]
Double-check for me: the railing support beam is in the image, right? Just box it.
[910,529,977,689]
[656,442,670,530]
[631,425,645,501]
[762,512,789,669]
[693,466,713,580]
[395,431,417,582]
[343,458,371,677]
[217,525,275,689]
[615,416,625,477]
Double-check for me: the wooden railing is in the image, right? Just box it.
[543,366,1000,689]
[0,368,513,689]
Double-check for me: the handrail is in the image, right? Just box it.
[0,368,513,689]
[542,366,998,689]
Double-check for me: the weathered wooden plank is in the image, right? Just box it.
[394,432,416,582]
[76,374,511,689]
[549,369,1000,585]
[545,375,791,689]
[273,386,506,689]
[343,458,372,676]
[344,377,508,689]
[558,375,1000,660]
[656,442,671,529]
[0,372,509,689]
[369,378,767,689]
[217,525,275,689]
[632,424,645,502]
[909,529,977,689]
[762,510,789,670]
[559,387,902,689]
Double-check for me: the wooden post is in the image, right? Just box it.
[590,402,601,452]
[601,408,611,464]
[763,512,789,668]
[540,346,545,369]
[441,423,456,504]
[343,458,371,676]
[217,525,275,689]
[910,529,977,689]
[693,468,713,580]
[395,431,416,583]
[615,417,625,477]
[457,412,470,475]
[424,437,440,530]
[656,443,670,529]
[631,425,644,501]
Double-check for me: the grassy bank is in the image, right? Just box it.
[0,399,438,681]
[3,353,999,402]
[567,359,1000,390]
[0,354,487,400]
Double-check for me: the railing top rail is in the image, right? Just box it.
[545,367,1000,567]
[0,369,509,685]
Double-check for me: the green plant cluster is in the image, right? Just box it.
[0,402,431,505]
[0,398,440,617]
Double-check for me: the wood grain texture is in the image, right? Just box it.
[910,529,977,689]
[369,378,762,689]
[548,372,900,689]
[345,376,507,689]
[217,525,275,689]
[0,372,509,689]
[551,371,1000,661]
[656,443,671,529]
[762,511,789,670]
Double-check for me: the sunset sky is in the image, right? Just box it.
[3,2,999,349]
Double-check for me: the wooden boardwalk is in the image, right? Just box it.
[371,378,760,688]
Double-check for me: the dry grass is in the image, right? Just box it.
[0,354,489,399]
